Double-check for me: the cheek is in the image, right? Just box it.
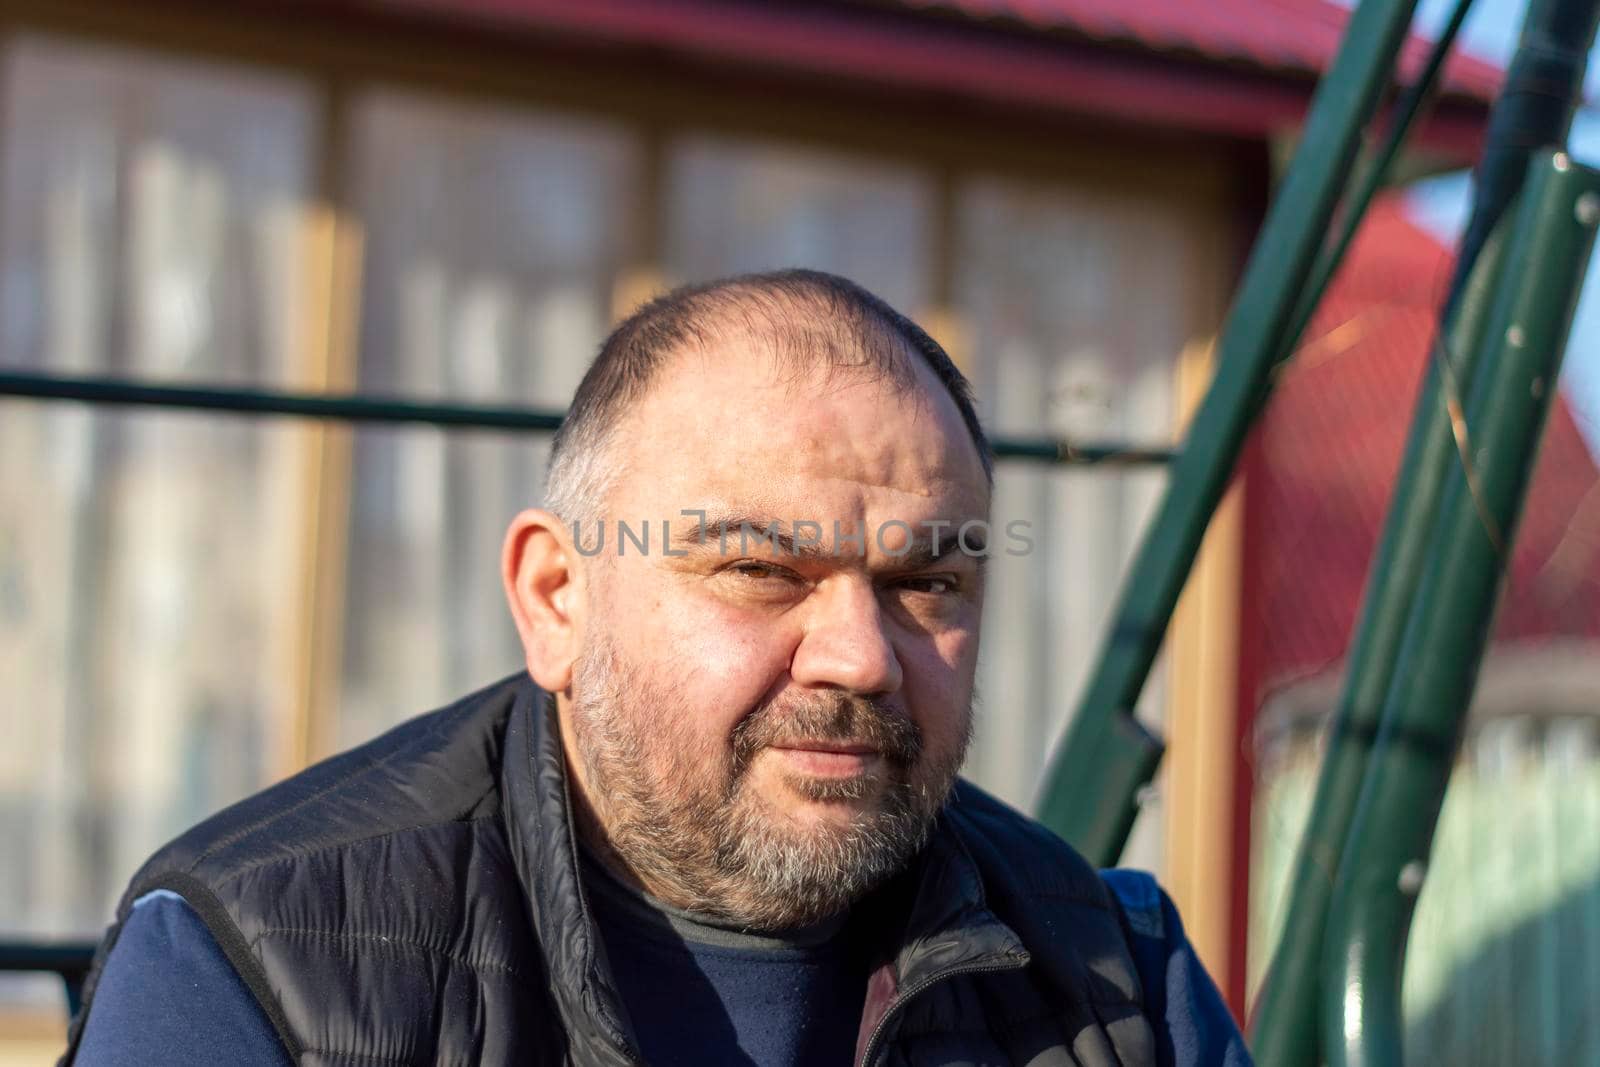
[608,573,794,740]
[899,627,979,749]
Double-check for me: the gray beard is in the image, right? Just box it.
[565,627,970,931]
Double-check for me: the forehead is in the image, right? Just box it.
[607,333,989,521]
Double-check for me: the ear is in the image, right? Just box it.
[502,508,586,692]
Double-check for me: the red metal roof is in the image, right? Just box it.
[358,0,1497,153]
[901,0,1502,102]
[1249,199,1600,691]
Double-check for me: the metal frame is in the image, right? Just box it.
[1035,0,1433,866]
[1320,148,1600,1067]
[1253,0,1600,1059]
[0,370,1177,466]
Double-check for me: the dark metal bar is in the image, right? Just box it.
[0,941,96,1016]
[1322,151,1600,1067]
[1033,0,1424,866]
[0,370,567,433]
[1251,0,1600,1058]
[0,369,1175,467]
[1454,0,1600,277]
[985,435,1177,466]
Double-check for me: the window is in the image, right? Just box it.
[335,91,635,747]
[0,35,318,937]
[665,135,933,313]
[956,177,1204,864]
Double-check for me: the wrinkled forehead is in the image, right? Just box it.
[609,334,989,521]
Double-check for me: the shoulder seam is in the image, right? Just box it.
[132,870,304,1061]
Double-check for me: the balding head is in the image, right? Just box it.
[543,270,992,528]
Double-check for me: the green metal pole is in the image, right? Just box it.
[1251,0,1600,1058]
[1455,0,1600,274]
[1034,0,1422,865]
[1251,217,1514,1067]
[1322,152,1600,1067]
[1279,0,1475,366]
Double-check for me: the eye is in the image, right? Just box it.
[727,560,798,583]
[896,575,959,596]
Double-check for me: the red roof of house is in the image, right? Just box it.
[1250,199,1600,690]
[903,0,1502,102]
[357,0,1497,153]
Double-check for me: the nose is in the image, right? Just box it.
[789,578,904,697]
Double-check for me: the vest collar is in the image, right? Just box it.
[849,811,1032,1064]
[498,675,1030,1065]
[500,680,642,1066]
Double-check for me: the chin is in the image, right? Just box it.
[772,779,893,830]
[777,765,886,800]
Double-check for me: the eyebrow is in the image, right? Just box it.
[669,511,987,569]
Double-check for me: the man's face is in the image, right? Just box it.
[563,336,989,929]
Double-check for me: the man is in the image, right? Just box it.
[64,270,1248,1066]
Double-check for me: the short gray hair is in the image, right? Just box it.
[543,269,992,529]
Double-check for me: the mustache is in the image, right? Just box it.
[730,694,923,774]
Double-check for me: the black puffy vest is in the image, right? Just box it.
[62,673,1158,1065]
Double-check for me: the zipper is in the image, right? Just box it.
[601,1030,643,1067]
[855,957,1027,1067]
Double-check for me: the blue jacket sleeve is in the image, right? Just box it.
[73,890,293,1067]
[1101,868,1254,1067]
